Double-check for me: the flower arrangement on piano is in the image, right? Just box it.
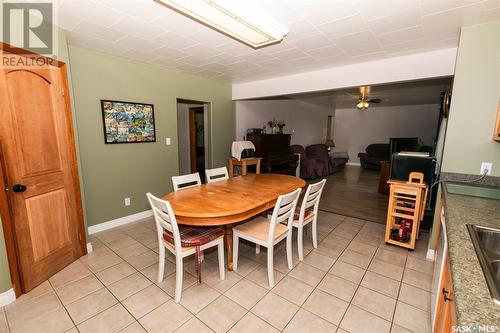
[266,118,286,134]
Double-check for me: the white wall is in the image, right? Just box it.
[235,99,333,146]
[334,104,440,164]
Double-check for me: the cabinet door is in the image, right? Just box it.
[435,253,457,333]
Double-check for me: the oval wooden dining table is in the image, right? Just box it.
[163,173,306,270]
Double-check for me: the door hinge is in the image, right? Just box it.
[61,88,65,96]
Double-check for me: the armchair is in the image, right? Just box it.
[291,144,323,179]
[358,143,389,170]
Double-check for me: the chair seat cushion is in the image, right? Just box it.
[294,206,314,221]
[234,216,288,242]
[163,226,224,248]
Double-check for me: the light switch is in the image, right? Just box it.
[166,137,171,145]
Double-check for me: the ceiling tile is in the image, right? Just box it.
[150,32,196,50]
[182,44,223,58]
[299,1,359,26]
[65,31,94,46]
[70,21,123,42]
[316,14,370,38]
[421,0,484,16]
[333,30,382,56]
[187,29,234,48]
[285,20,322,41]
[206,53,242,65]
[306,44,345,59]
[290,34,334,50]
[110,16,165,39]
[151,12,204,35]
[116,35,161,51]
[59,0,125,27]
[377,25,424,45]
[354,0,420,20]
[83,38,130,55]
[178,55,213,66]
[367,10,422,35]
[96,0,165,22]
[271,47,308,60]
[151,46,189,60]
[121,49,161,63]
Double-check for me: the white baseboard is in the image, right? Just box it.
[426,249,435,261]
[86,242,93,253]
[0,288,16,307]
[88,210,153,235]
[346,162,361,166]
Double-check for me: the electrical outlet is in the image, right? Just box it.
[480,162,492,175]
[165,137,171,145]
[124,197,131,206]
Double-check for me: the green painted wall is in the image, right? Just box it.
[68,47,234,225]
[0,217,11,294]
[442,20,500,176]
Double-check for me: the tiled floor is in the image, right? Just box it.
[0,211,434,333]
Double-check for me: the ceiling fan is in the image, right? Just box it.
[356,86,381,110]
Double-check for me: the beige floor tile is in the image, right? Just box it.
[322,234,351,249]
[228,312,279,333]
[0,308,7,333]
[125,250,159,270]
[231,255,260,276]
[288,262,326,287]
[406,256,434,276]
[368,259,404,281]
[179,283,220,314]
[393,301,431,333]
[375,248,407,267]
[391,324,415,333]
[197,296,247,333]
[141,262,172,282]
[284,308,338,333]
[271,276,314,306]
[329,260,366,284]
[10,307,74,333]
[317,274,358,302]
[203,270,242,293]
[6,281,53,307]
[353,234,384,247]
[351,286,396,321]
[96,261,137,286]
[273,249,301,274]
[347,241,377,257]
[65,287,118,324]
[402,269,433,292]
[84,252,124,273]
[361,271,400,299]
[115,242,150,259]
[302,289,348,325]
[94,230,128,244]
[251,293,299,331]
[156,270,197,297]
[174,317,214,333]
[224,279,268,310]
[108,272,152,301]
[78,304,135,333]
[107,236,139,251]
[340,305,391,333]
[6,290,62,325]
[302,252,336,271]
[331,228,358,240]
[56,275,104,305]
[312,243,344,259]
[246,266,285,289]
[338,249,372,269]
[49,260,92,289]
[65,327,79,333]
[398,283,431,312]
[122,284,170,318]
[139,300,192,333]
[120,321,147,333]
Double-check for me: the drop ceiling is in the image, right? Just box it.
[58,0,500,83]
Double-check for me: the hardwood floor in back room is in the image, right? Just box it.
[319,165,389,224]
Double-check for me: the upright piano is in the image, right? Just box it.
[246,133,299,176]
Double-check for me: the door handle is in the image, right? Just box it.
[442,288,453,302]
[12,184,27,192]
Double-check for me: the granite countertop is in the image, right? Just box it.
[442,182,500,327]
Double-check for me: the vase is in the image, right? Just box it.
[272,126,277,134]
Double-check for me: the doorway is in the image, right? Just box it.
[177,99,210,181]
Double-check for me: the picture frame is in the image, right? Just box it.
[100,99,156,144]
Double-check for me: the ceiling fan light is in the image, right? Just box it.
[356,101,364,109]
[364,102,369,108]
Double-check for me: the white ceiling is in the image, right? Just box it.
[254,77,453,108]
[58,0,500,83]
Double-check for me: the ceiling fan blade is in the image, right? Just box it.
[367,98,382,103]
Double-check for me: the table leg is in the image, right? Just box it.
[224,224,234,271]
[256,159,261,174]
[242,161,247,176]
[229,159,234,177]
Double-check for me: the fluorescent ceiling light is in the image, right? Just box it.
[155,0,288,48]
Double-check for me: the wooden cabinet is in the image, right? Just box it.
[494,102,500,142]
[434,252,457,333]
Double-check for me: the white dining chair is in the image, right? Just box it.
[205,166,229,183]
[172,172,201,191]
[146,193,225,303]
[294,179,327,260]
[232,188,301,288]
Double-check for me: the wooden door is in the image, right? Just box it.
[0,49,86,292]
[434,253,457,333]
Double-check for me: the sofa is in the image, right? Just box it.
[291,144,324,179]
[358,143,390,170]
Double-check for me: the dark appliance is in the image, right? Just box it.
[389,137,419,157]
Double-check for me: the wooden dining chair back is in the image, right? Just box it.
[233,188,301,287]
[205,167,229,183]
[294,179,326,260]
[171,172,201,191]
[146,193,225,303]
